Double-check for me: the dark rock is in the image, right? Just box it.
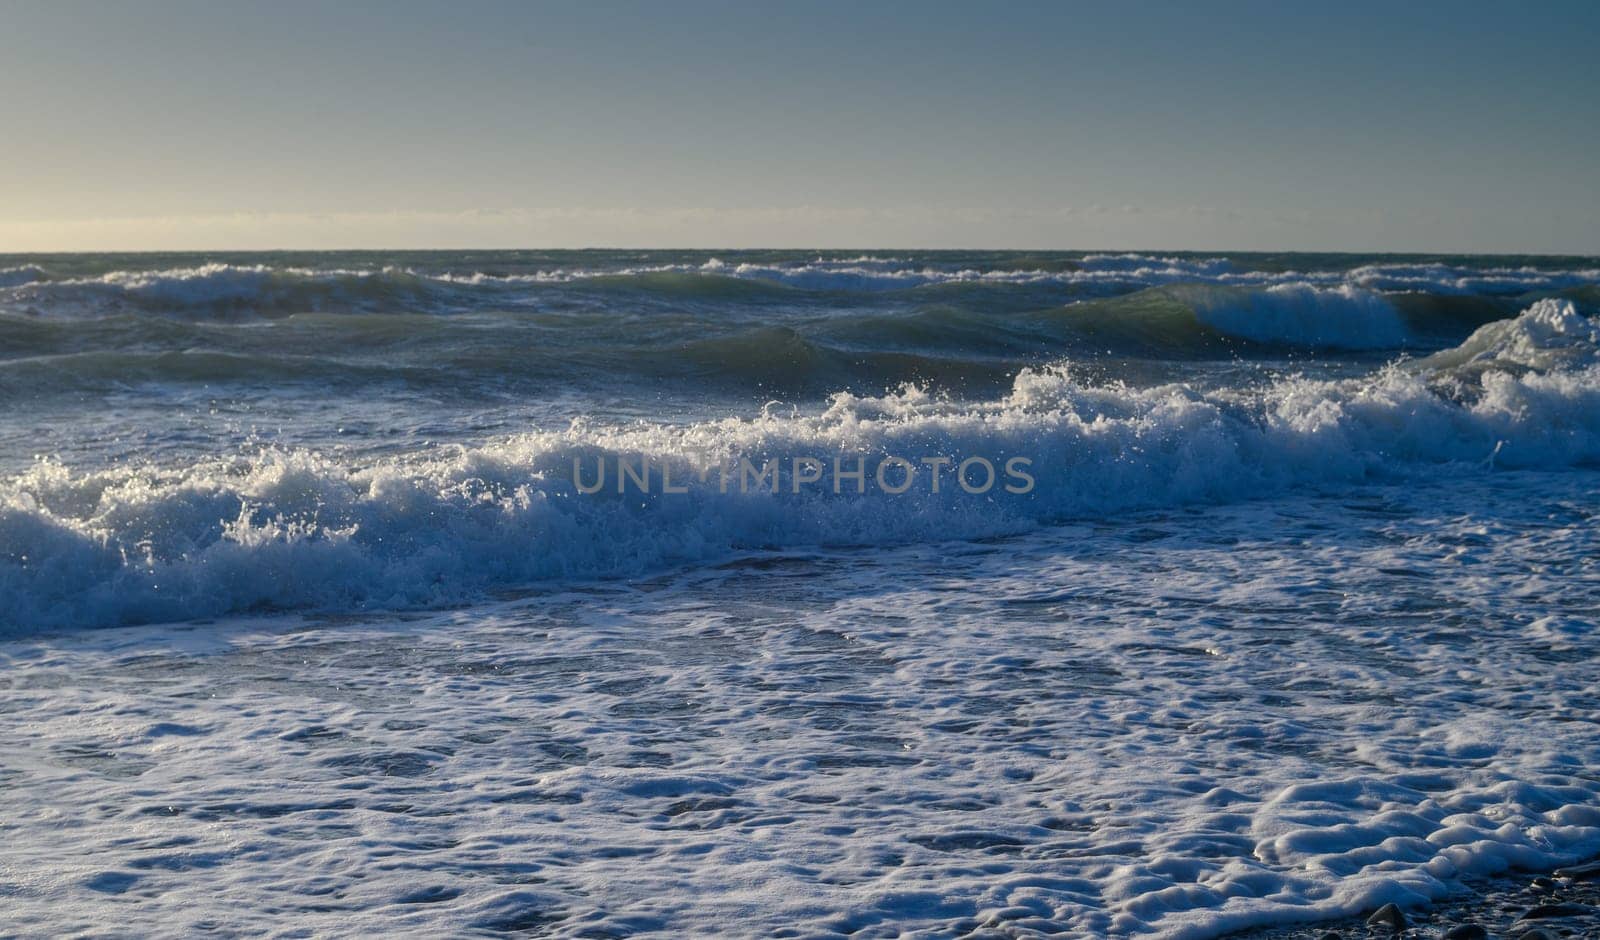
[1530,875,1556,893]
[1517,901,1596,920]
[1442,925,1488,940]
[1513,929,1558,940]
[1554,859,1600,881]
[1366,902,1407,931]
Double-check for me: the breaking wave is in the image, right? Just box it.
[2,300,1596,632]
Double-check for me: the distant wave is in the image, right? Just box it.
[0,264,46,288]
[0,263,474,318]
[0,282,1530,402]
[3,300,1596,632]
[687,254,1600,295]
[1079,254,1600,294]
[2,255,1596,321]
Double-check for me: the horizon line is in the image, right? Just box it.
[5,246,1599,259]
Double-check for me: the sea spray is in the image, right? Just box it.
[3,300,1596,631]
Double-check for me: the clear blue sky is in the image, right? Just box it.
[2,0,1596,252]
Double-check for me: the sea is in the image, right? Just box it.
[0,250,1597,937]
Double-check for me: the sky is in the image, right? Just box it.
[2,0,1596,253]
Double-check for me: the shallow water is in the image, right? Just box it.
[0,473,1596,936]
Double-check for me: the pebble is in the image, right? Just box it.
[1555,859,1600,881]
[1441,925,1487,940]
[1517,901,1595,920]
[1365,902,1407,931]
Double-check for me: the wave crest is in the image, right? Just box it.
[2,301,1596,631]
[4,254,1596,321]
[1186,283,1408,349]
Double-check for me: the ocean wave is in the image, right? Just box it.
[0,285,1559,407]
[0,264,46,288]
[0,263,468,318]
[1346,261,1600,294]
[1077,254,1600,294]
[1046,284,1512,354]
[1419,295,1600,376]
[695,258,1069,291]
[3,255,1595,321]
[0,288,1487,404]
[1178,283,1408,349]
[690,255,1600,296]
[2,301,1596,632]
[664,325,1027,391]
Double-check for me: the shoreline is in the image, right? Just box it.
[1224,860,1600,939]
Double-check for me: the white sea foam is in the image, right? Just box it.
[1421,296,1600,373]
[3,302,1596,632]
[0,468,1595,937]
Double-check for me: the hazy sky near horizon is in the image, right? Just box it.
[2,0,1597,252]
